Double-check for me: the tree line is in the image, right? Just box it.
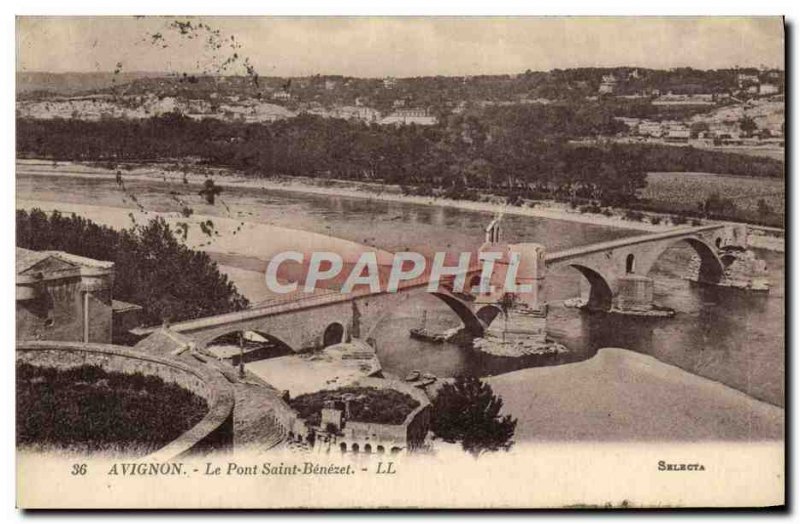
[17,104,783,207]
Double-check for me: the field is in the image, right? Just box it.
[639,171,785,225]
[691,145,785,161]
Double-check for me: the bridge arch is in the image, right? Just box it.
[427,292,487,336]
[204,329,296,360]
[322,322,345,347]
[476,304,504,326]
[569,264,614,312]
[625,254,635,274]
[645,236,725,284]
[363,289,489,340]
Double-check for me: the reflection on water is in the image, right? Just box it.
[18,172,785,407]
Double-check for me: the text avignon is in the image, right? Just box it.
[107,463,185,476]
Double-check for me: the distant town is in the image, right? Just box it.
[17,66,784,152]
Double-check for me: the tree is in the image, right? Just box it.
[757,198,772,219]
[700,192,737,218]
[17,209,249,328]
[198,178,223,205]
[689,121,709,139]
[431,375,517,457]
[739,116,758,137]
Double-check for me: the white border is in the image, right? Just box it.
[2,1,795,521]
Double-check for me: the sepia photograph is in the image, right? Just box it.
[12,13,786,509]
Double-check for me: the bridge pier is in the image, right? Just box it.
[615,274,655,313]
[484,305,548,345]
[473,238,565,355]
[613,275,679,316]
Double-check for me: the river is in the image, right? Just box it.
[16,170,785,407]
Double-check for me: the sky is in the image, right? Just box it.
[16,16,785,77]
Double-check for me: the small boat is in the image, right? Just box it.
[409,327,447,343]
[563,297,587,309]
[409,310,447,343]
[405,370,421,382]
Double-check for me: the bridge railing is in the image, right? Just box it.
[133,262,486,335]
[545,224,725,263]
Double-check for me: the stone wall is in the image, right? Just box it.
[321,377,432,454]
[16,341,235,460]
[233,382,304,451]
[16,277,112,344]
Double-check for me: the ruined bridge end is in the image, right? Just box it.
[541,224,736,311]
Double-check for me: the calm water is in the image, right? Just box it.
[17,172,785,407]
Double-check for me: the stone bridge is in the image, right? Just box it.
[544,223,745,311]
[131,270,501,352]
[130,222,748,352]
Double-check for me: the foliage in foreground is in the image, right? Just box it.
[431,376,517,457]
[17,208,250,327]
[16,363,208,455]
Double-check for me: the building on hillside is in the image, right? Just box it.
[16,248,140,344]
[379,108,437,126]
[759,83,780,96]
[737,73,760,88]
[150,96,178,115]
[598,74,617,94]
[638,121,664,138]
[664,124,691,142]
[332,105,381,122]
[651,92,715,106]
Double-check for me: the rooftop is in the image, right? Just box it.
[16,247,114,275]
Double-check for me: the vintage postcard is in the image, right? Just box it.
[14,16,785,509]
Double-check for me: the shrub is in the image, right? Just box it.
[506,195,524,206]
[624,209,645,222]
[17,363,207,455]
[431,376,517,457]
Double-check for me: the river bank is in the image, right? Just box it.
[487,347,784,442]
[15,159,670,233]
[14,198,395,305]
[17,159,784,251]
